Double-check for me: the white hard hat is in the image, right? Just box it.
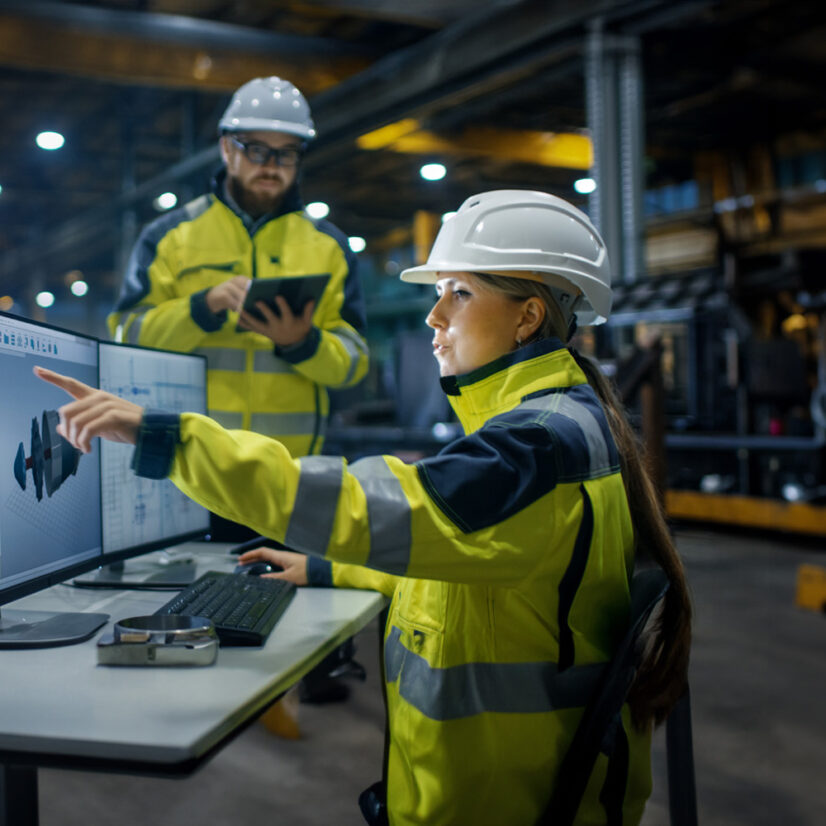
[400,189,612,326]
[219,77,316,141]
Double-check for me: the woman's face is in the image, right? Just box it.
[426,272,528,377]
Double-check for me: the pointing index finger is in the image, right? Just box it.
[33,366,94,400]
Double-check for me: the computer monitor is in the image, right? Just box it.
[0,311,107,647]
[97,342,210,562]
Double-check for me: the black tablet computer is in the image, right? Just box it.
[237,274,330,328]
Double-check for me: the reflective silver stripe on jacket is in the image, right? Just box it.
[522,393,613,477]
[184,194,211,220]
[194,347,246,372]
[284,456,344,553]
[384,625,604,721]
[120,307,151,344]
[330,325,368,386]
[250,412,321,436]
[350,456,412,575]
[208,410,244,429]
[194,347,297,373]
[253,349,295,374]
[207,410,320,436]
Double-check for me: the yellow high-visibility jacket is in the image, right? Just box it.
[108,173,368,456]
[134,338,651,825]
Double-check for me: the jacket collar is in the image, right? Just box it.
[441,338,588,434]
[210,167,304,233]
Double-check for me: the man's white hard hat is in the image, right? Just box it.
[219,76,316,141]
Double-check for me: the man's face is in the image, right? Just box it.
[220,130,302,217]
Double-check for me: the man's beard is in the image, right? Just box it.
[228,174,285,219]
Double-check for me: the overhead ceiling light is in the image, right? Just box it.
[153,192,177,211]
[348,236,366,253]
[70,280,89,297]
[0,296,13,312]
[36,131,65,151]
[420,163,446,181]
[574,177,597,194]
[441,211,457,222]
[35,291,55,308]
[0,183,3,195]
[306,201,330,219]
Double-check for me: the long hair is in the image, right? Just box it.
[475,271,692,728]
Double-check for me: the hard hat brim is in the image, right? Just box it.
[220,117,316,140]
[399,263,610,326]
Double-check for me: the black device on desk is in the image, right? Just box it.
[154,570,296,646]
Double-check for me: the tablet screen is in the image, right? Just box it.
[239,273,330,326]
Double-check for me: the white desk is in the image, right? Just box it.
[0,543,387,825]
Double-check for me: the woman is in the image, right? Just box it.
[38,190,691,826]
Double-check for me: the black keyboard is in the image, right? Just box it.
[154,570,296,646]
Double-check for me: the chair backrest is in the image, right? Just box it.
[665,687,698,826]
[540,567,671,826]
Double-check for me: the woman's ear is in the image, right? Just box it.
[516,297,545,343]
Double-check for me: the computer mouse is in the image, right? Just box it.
[233,561,275,576]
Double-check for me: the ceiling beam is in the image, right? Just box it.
[0,0,371,57]
[280,0,497,28]
[357,120,593,169]
[0,1,370,92]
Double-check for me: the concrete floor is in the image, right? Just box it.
[38,527,826,825]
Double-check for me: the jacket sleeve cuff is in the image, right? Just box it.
[131,410,181,479]
[190,289,227,332]
[274,326,320,363]
[306,555,334,587]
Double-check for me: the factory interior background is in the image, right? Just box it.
[1,1,825,824]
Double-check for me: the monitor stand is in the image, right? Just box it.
[0,608,109,649]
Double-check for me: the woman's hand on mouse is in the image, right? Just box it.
[238,548,308,586]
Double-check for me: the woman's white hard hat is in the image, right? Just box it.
[218,76,316,141]
[400,189,612,326]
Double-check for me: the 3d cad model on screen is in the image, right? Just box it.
[13,409,82,502]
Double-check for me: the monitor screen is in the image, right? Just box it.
[98,342,209,559]
[0,312,106,645]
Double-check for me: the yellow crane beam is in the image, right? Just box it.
[358,119,593,170]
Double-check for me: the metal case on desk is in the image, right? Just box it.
[97,614,218,667]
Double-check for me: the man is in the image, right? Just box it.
[109,76,369,704]
[109,75,368,472]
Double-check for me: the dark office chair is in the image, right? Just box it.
[540,567,698,826]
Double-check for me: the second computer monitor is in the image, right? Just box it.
[98,342,210,558]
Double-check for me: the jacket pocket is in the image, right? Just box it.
[395,578,447,635]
